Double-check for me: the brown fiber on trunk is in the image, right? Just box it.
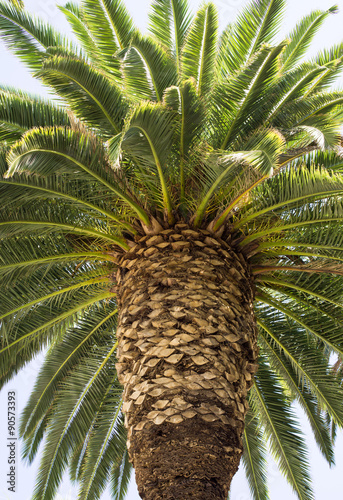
[115,224,258,499]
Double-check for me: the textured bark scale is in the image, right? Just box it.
[115,224,258,499]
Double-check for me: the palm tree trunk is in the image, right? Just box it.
[115,224,258,499]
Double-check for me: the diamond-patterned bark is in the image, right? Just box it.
[115,224,258,499]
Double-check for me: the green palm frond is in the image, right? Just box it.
[36,56,129,136]
[0,233,113,289]
[0,1,72,69]
[0,203,126,247]
[267,63,330,123]
[0,265,111,323]
[292,150,343,172]
[81,0,135,75]
[259,329,335,465]
[240,196,343,251]
[79,402,126,500]
[242,409,269,500]
[31,342,119,500]
[309,42,343,92]
[274,91,343,131]
[0,88,70,144]
[148,0,192,69]
[181,2,218,96]
[22,413,50,465]
[163,78,204,202]
[254,223,343,266]
[118,32,177,102]
[0,172,133,229]
[235,166,343,229]
[252,361,314,500]
[110,450,132,500]
[106,0,135,48]
[256,290,343,358]
[58,3,109,74]
[257,296,343,418]
[213,129,284,230]
[6,126,149,226]
[212,44,286,150]
[121,102,176,220]
[217,0,285,78]
[1,288,115,391]
[281,6,338,72]
[20,305,118,442]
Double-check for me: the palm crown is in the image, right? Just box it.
[1,0,343,499]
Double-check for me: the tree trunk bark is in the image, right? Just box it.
[115,224,258,499]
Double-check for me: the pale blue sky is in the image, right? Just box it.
[1,1,343,499]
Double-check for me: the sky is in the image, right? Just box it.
[1,0,343,499]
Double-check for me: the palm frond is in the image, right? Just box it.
[59,2,112,75]
[236,166,343,229]
[274,92,343,131]
[163,79,204,202]
[0,172,133,229]
[293,150,343,172]
[257,312,343,446]
[118,32,177,102]
[84,0,134,49]
[0,202,127,247]
[256,290,343,358]
[31,340,118,500]
[308,42,343,92]
[240,196,343,249]
[181,2,218,96]
[252,360,314,500]
[209,128,285,230]
[79,401,126,500]
[216,0,285,78]
[148,0,192,69]
[0,1,72,70]
[0,88,70,144]
[212,44,286,150]
[242,408,270,500]
[36,56,128,136]
[81,0,134,75]
[122,102,176,221]
[1,1,343,498]
[281,6,338,72]
[259,330,335,465]
[110,449,132,500]
[267,63,330,123]
[1,287,114,393]
[0,234,113,290]
[20,304,118,443]
[6,126,149,226]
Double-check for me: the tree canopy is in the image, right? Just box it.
[1,0,343,499]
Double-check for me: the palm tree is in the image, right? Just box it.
[1,0,343,498]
